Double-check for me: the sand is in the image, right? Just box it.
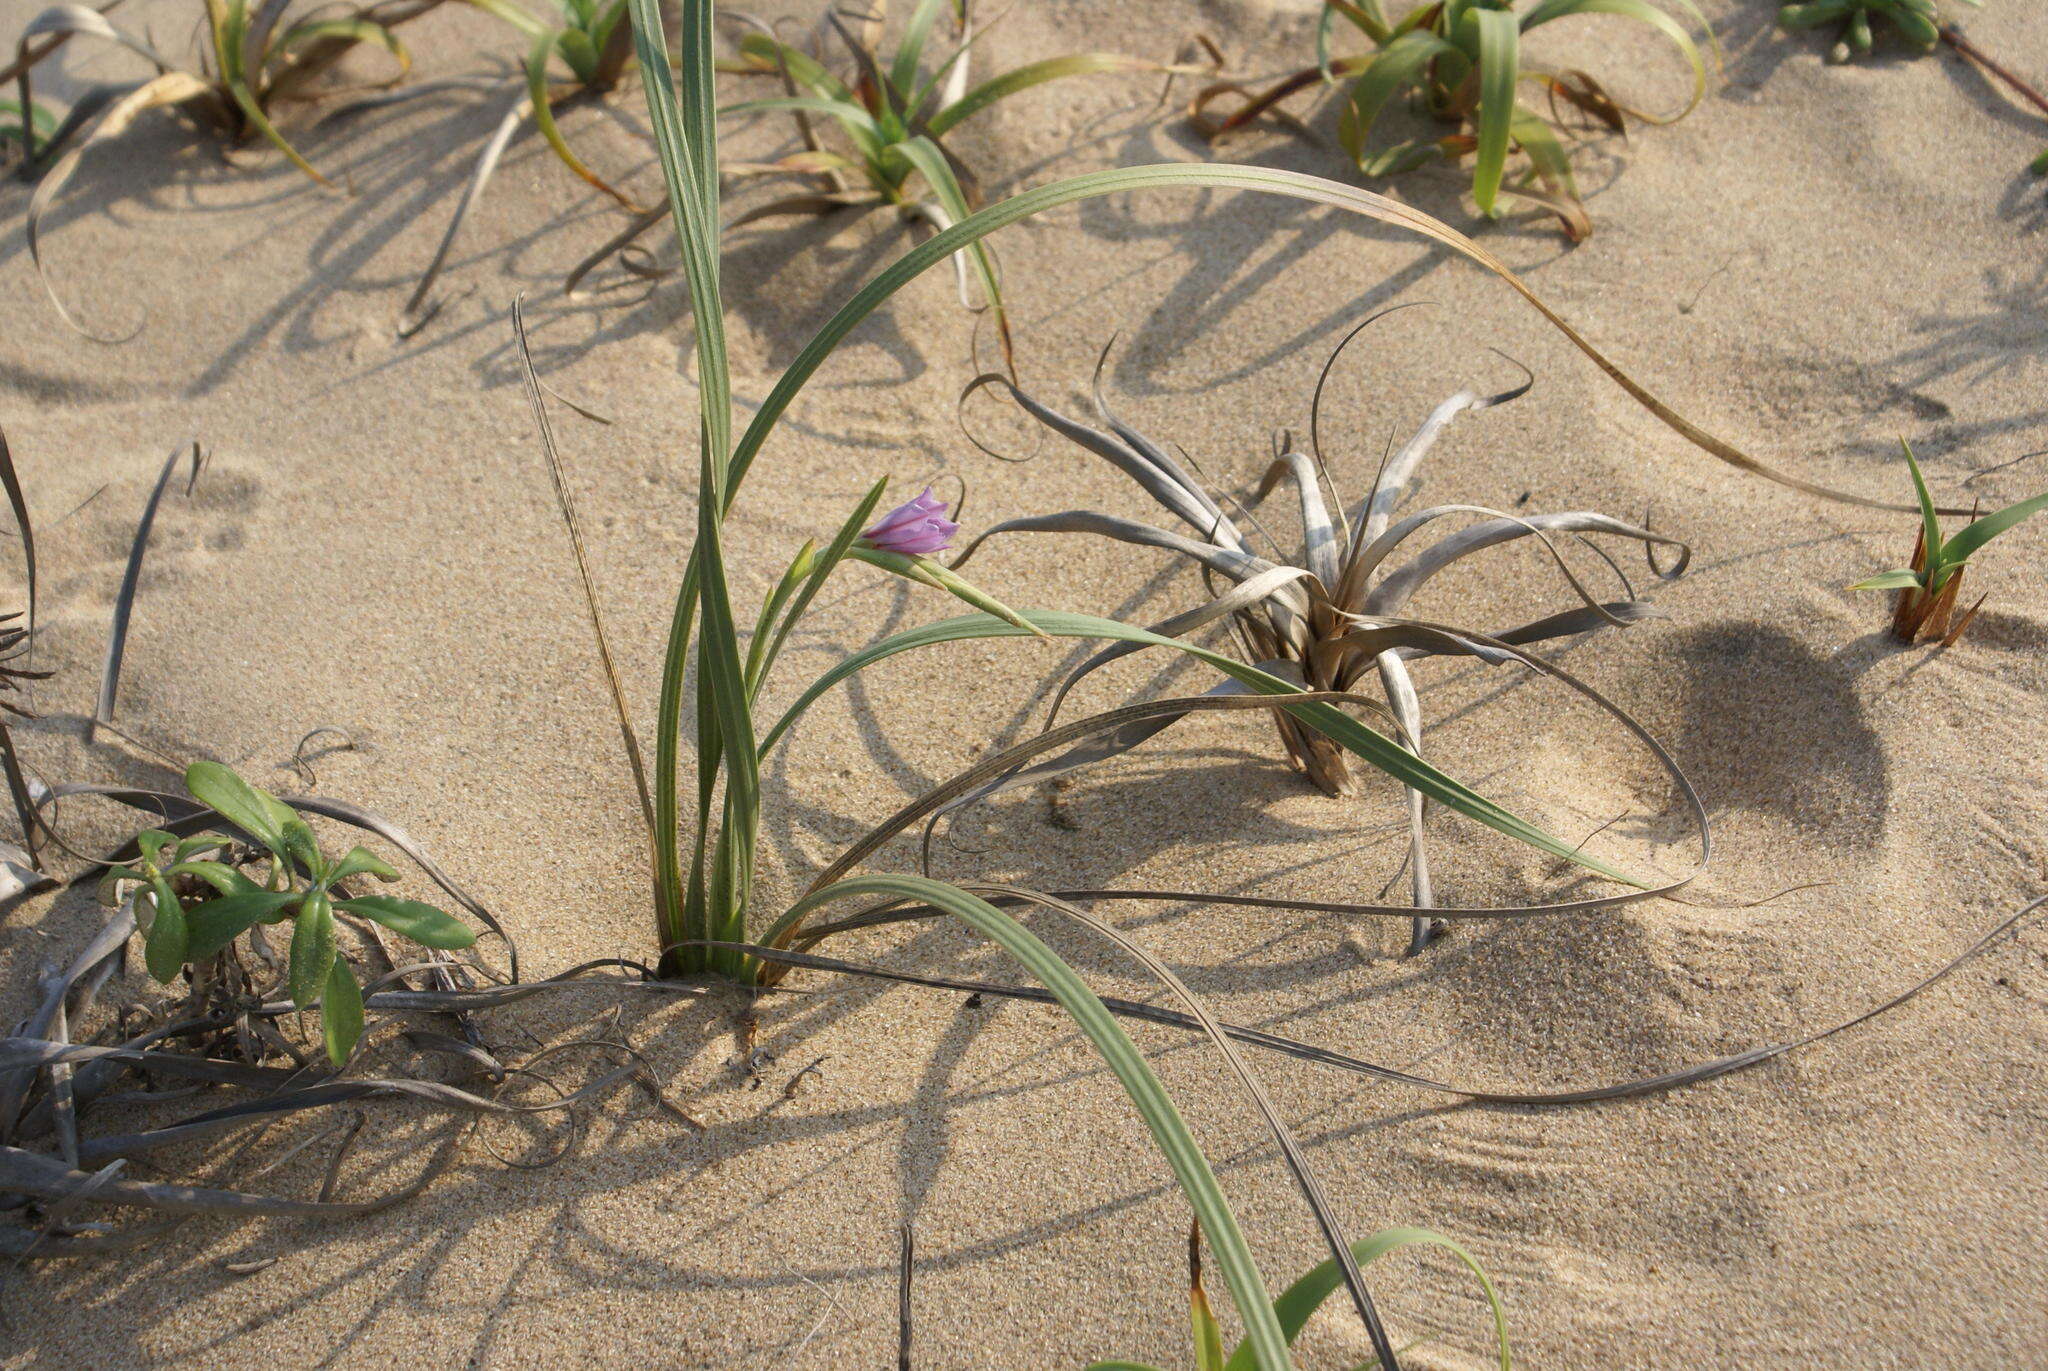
[1,0,2045,1365]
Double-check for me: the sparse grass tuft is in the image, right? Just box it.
[1849,440,2048,645]
[1191,0,1713,240]
[12,0,439,333]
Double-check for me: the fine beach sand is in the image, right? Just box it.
[2,0,2045,1365]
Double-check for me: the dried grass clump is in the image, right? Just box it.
[953,322,1687,950]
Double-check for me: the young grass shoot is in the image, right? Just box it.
[1848,440,2048,645]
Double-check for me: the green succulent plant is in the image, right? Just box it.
[1778,0,1965,57]
[101,762,475,1067]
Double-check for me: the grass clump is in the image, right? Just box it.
[1191,0,1711,240]
[571,0,1203,357]
[402,0,654,330]
[12,0,436,333]
[951,321,1688,952]
[1849,440,2048,645]
[100,763,477,1066]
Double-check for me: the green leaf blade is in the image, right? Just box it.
[186,761,287,854]
[1467,8,1521,218]
[323,956,364,1068]
[289,891,337,1010]
[334,894,476,949]
[186,890,303,961]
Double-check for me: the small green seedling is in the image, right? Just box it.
[99,762,475,1067]
[1849,440,2048,645]
[1084,1221,1510,1371]
[1191,0,1711,241]
[1,94,55,165]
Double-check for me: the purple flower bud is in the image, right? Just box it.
[860,487,960,557]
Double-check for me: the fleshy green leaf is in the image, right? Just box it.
[173,834,230,862]
[1848,568,1923,592]
[185,761,287,854]
[168,859,263,897]
[322,956,364,1068]
[289,891,336,1010]
[96,865,147,907]
[1933,488,2048,575]
[281,816,324,880]
[142,877,187,984]
[334,894,476,949]
[186,889,303,961]
[328,845,401,885]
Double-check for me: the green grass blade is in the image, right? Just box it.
[1934,489,2048,572]
[1508,102,1578,199]
[890,134,1005,340]
[744,540,818,698]
[469,0,552,40]
[225,76,329,186]
[632,0,738,966]
[1337,33,1454,163]
[1848,568,1922,592]
[719,163,1815,512]
[785,874,1296,1371]
[890,0,956,94]
[762,610,1641,885]
[1466,8,1519,218]
[737,32,858,102]
[749,478,890,697]
[1222,1227,1510,1371]
[722,93,890,164]
[1327,0,1394,47]
[1897,440,1945,577]
[925,54,1157,137]
[527,30,635,206]
[1519,0,1707,120]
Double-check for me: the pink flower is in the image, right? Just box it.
[860,488,959,556]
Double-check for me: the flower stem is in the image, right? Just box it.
[1941,24,2048,122]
